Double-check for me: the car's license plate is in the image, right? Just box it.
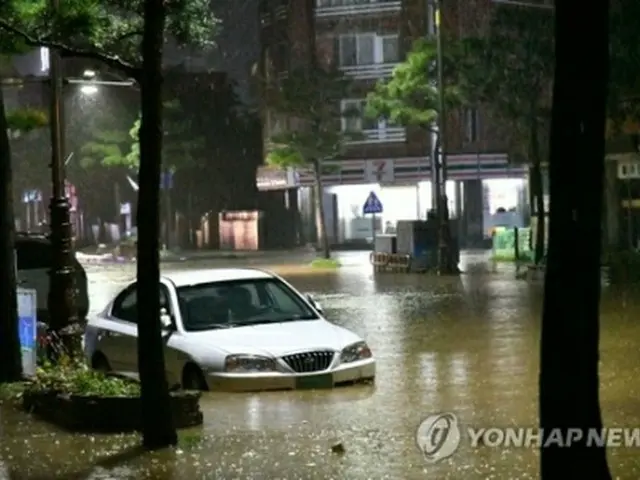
[296,374,333,389]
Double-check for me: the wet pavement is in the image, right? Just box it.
[2,251,640,478]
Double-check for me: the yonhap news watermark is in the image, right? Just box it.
[416,412,640,463]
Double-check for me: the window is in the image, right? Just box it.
[341,99,378,132]
[176,279,319,331]
[338,33,399,66]
[464,108,480,143]
[111,284,171,323]
[381,35,399,63]
[112,286,137,323]
[264,282,307,313]
[341,99,393,133]
[16,240,51,270]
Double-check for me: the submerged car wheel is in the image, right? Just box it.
[91,352,111,373]
[182,364,208,391]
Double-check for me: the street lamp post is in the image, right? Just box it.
[46,0,134,339]
[433,0,455,274]
[46,0,78,336]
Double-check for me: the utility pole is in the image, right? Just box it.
[434,0,455,274]
[47,0,78,336]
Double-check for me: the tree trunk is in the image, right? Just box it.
[0,88,23,383]
[312,159,330,259]
[529,118,546,264]
[136,0,177,450]
[539,0,611,477]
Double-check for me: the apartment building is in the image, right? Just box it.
[258,0,512,188]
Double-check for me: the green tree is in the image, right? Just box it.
[266,65,359,259]
[0,61,49,383]
[366,38,461,128]
[539,1,611,476]
[0,0,217,449]
[457,6,554,264]
[365,38,461,269]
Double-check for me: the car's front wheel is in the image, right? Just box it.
[181,364,208,391]
[91,352,111,373]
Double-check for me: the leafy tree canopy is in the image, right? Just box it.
[266,66,360,168]
[0,0,218,77]
[6,108,48,133]
[457,6,554,121]
[127,100,205,171]
[365,38,462,130]
[81,99,205,171]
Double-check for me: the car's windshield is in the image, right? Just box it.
[176,278,319,332]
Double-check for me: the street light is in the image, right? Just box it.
[45,0,135,337]
[80,85,98,95]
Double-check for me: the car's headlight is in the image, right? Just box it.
[224,354,277,373]
[340,341,372,363]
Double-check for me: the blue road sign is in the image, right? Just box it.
[363,191,383,215]
[17,288,37,376]
[161,171,173,190]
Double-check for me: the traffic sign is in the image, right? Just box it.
[363,191,383,215]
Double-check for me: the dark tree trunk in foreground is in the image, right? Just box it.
[539,0,611,477]
[136,0,177,449]
[0,89,23,383]
[313,160,331,259]
[529,115,546,264]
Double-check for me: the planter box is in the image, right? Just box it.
[23,389,203,433]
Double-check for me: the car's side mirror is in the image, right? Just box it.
[160,308,174,330]
[305,294,324,314]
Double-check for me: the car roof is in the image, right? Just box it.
[162,268,274,287]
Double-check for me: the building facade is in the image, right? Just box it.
[257,0,523,188]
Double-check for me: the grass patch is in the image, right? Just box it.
[491,252,534,263]
[310,258,341,269]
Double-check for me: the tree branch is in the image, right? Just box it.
[0,20,140,78]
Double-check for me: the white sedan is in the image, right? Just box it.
[83,268,375,391]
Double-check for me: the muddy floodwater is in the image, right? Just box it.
[2,252,640,479]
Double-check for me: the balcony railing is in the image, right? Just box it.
[346,127,406,144]
[339,63,397,80]
[316,0,402,17]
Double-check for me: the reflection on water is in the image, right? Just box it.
[3,252,640,478]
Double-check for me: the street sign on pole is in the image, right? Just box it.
[363,191,383,215]
[363,191,383,240]
[17,288,37,377]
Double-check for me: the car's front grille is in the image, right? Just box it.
[282,350,334,373]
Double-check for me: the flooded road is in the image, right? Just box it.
[2,251,640,478]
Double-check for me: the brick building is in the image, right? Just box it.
[257,0,516,188]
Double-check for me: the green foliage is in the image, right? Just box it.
[457,7,554,121]
[0,358,140,403]
[31,357,140,397]
[5,107,48,132]
[365,38,462,129]
[0,0,218,75]
[126,100,205,171]
[310,258,341,269]
[266,66,360,168]
[79,128,129,168]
